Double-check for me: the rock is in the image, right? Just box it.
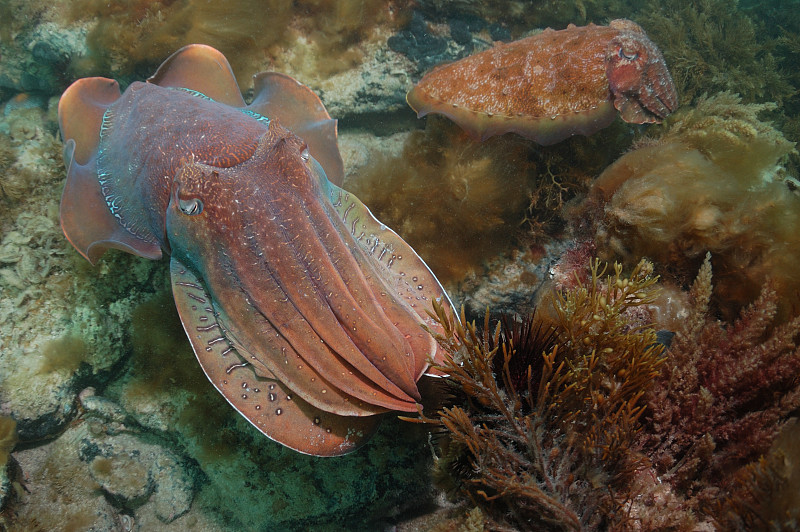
[77,393,196,522]
[316,45,417,123]
[0,464,9,510]
[88,452,154,509]
[0,103,163,444]
[0,23,88,95]
[454,240,576,318]
[85,433,195,523]
[9,424,121,531]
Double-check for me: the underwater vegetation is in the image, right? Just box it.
[633,0,800,173]
[349,117,534,286]
[636,0,792,106]
[636,254,800,527]
[717,418,800,528]
[0,417,16,470]
[414,0,630,36]
[419,259,664,530]
[739,0,800,174]
[581,92,799,321]
[66,0,410,84]
[422,257,800,530]
[349,116,632,289]
[0,415,16,510]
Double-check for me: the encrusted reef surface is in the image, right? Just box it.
[1,1,800,531]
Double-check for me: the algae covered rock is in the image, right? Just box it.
[101,291,437,530]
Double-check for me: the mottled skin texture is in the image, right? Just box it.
[58,45,454,456]
[407,19,678,144]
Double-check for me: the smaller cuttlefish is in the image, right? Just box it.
[58,44,456,456]
[407,19,678,144]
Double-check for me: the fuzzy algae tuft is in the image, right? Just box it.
[584,92,799,321]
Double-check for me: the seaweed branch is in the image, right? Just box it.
[423,259,664,531]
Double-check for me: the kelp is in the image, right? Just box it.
[636,0,793,105]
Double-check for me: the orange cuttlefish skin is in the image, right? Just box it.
[57,44,456,456]
[407,19,678,144]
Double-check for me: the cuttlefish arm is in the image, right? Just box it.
[170,259,379,456]
[165,126,450,418]
[310,158,453,378]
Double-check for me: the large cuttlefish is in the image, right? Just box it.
[59,44,455,456]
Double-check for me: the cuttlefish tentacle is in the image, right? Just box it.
[212,301,394,416]
[193,250,404,415]
[306,186,437,381]
[314,165,449,377]
[169,189,407,416]
[178,127,423,405]
[254,132,429,395]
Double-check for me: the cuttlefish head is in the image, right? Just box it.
[166,121,446,454]
[605,19,679,124]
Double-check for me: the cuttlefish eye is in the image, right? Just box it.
[300,145,310,163]
[178,196,204,216]
[619,47,639,61]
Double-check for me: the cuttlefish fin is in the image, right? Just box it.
[58,78,162,265]
[170,257,378,456]
[314,160,458,374]
[249,72,344,186]
[147,44,247,108]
